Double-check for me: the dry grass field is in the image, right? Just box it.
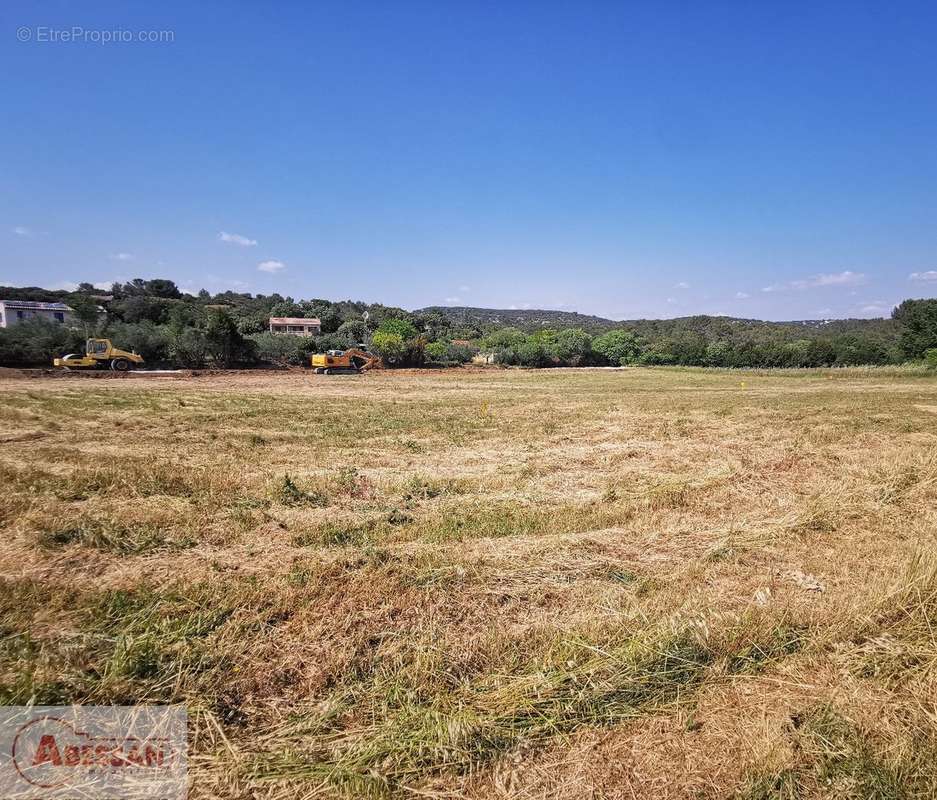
[1,365,937,799]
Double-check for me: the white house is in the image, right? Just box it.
[269,317,321,336]
[0,300,75,328]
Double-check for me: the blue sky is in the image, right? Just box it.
[3,1,937,320]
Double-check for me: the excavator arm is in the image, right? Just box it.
[311,347,382,374]
[344,349,383,371]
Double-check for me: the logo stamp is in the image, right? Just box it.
[0,706,186,799]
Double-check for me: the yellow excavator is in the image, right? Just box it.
[311,347,382,375]
[53,338,144,371]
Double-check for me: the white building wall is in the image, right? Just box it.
[0,302,75,329]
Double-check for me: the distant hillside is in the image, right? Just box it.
[416,305,620,332]
[418,305,897,338]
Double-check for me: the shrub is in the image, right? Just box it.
[482,327,526,350]
[372,331,405,362]
[548,328,593,365]
[515,340,550,367]
[894,299,937,359]
[110,296,176,325]
[250,333,308,366]
[0,319,85,366]
[448,345,473,364]
[377,318,419,341]
[203,308,256,367]
[593,329,641,365]
[169,328,208,368]
[105,321,171,362]
[337,319,368,345]
[424,341,447,361]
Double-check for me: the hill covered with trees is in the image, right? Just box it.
[0,280,935,370]
[415,305,623,333]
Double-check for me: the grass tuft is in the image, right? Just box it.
[37,517,192,554]
[277,473,329,507]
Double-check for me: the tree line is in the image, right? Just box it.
[0,280,935,370]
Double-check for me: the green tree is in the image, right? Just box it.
[204,308,255,366]
[270,300,304,318]
[106,321,170,362]
[702,341,729,367]
[447,342,476,363]
[670,332,707,365]
[639,340,678,365]
[415,310,451,341]
[805,338,838,367]
[144,279,182,299]
[167,302,204,333]
[549,329,593,365]
[424,341,447,361]
[0,319,85,366]
[66,293,103,335]
[514,339,549,367]
[831,334,889,366]
[250,333,307,366]
[234,311,270,336]
[113,279,148,297]
[111,295,176,325]
[482,327,526,350]
[170,329,208,368]
[372,331,405,362]
[893,299,937,358]
[337,319,368,345]
[593,329,641,365]
[378,317,419,341]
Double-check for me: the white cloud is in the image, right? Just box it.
[762,271,865,293]
[909,271,937,283]
[219,231,258,247]
[734,291,750,299]
[12,226,34,237]
[805,271,865,288]
[444,296,462,304]
[257,260,285,273]
[674,281,690,289]
[458,285,471,293]
[110,252,134,261]
[850,300,894,316]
